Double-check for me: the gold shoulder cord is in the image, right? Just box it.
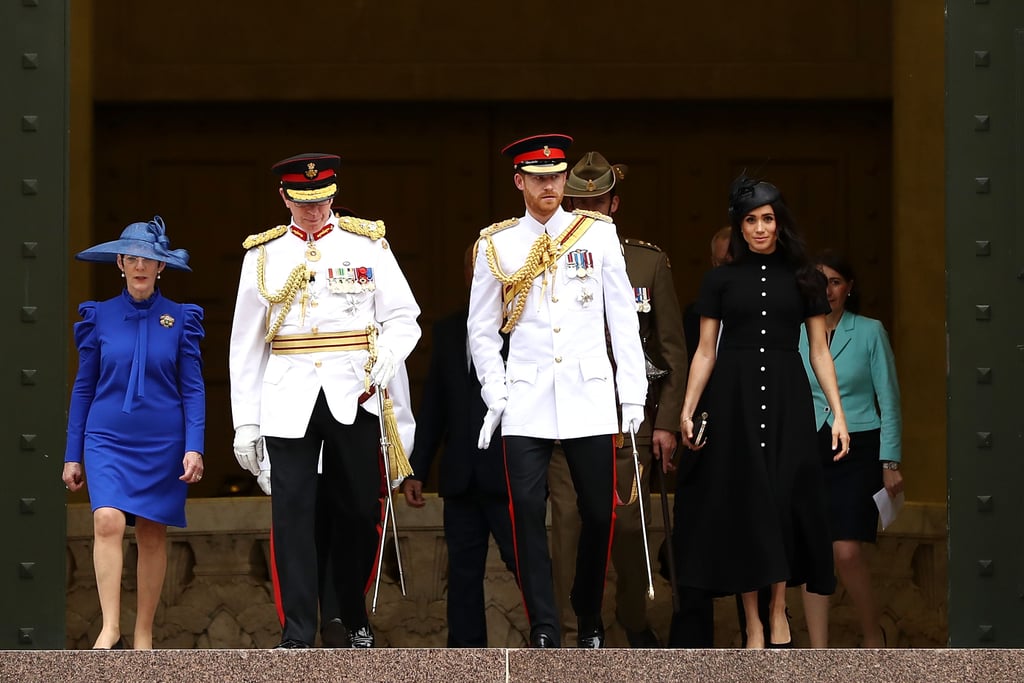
[480,217,587,334]
[256,246,310,342]
[482,233,555,333]
[571,208,613,223]
[337,216,386,240]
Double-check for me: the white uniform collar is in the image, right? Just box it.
[521,206,572,237]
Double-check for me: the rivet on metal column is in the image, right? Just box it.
[976,495,993,512]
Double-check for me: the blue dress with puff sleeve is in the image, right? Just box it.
[64,289,205,528]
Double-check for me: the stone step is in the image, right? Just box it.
[1,647,1019,683]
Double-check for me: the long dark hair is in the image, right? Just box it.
[814,249,860,314]
[725,176,823,301]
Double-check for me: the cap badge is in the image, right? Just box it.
[586,179,595,192]
[305,162,318,179]
[543,146,551,158]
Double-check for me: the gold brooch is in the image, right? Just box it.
[305,162,318,179]
[160,314,175,328]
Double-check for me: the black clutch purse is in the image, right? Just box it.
[691,411,709,448]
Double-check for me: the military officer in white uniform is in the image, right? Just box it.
[467,134,647,648]
[229,153,421,649]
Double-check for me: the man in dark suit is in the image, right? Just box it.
[400,246,517,647]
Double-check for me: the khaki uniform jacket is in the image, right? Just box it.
[468,207,647,440]
[229,213,421,439]
[622,238,688,441]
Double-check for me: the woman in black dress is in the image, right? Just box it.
[675,176,850,648]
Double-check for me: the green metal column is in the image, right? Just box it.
[0,0,69,649]
[946,0,1024,647]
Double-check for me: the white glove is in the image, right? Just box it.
[478,399,506,450]
[232,424,263,476]
[256,470,272,496]
[369,347,398,388]
[621,403,645,434]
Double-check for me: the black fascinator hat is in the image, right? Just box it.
[727,175,781,224]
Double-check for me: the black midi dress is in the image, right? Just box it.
[673,249,836,596]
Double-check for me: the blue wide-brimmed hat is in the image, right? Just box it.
[76,216,191,271]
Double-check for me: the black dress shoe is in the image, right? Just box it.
[577,618,605,649]
[347,625,375,648]
[767,640,793,649]
[530,632,556,648]
[275,638,311,648]
[625,626,661,649]
[321,618,347,648]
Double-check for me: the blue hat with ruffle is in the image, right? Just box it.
[76,216,191,271]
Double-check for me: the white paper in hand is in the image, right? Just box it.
[873,488,905,530]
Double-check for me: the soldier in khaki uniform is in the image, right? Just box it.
[550,151,688,647]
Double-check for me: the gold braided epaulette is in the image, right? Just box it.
[480,217,520,237]
[338,215,386,240]
[572,209,613,223]
[242,225,288,250]
[623,237,663,252]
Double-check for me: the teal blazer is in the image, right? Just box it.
[798,311,902,462]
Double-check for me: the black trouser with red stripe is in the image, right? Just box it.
[504,434,616,646]
[265,391,383,645]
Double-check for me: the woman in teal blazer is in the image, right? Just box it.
[798,250,903,648]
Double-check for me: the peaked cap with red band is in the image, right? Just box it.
[272,153,341,203]
[501,133,573,174]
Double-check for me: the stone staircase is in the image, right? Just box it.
[1,647,1021,683]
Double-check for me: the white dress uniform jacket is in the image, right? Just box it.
[230,213,421,439]
[468,207,646,440]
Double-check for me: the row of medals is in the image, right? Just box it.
[565,250,652,313]
[306,241,376,295]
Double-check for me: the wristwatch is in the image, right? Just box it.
[881,461,900,470]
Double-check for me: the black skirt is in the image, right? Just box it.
[818,426,883,543]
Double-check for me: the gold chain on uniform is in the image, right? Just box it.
[256,245,311,342]
[481,230,565,334]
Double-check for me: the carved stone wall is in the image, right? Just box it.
[65,497,946,649]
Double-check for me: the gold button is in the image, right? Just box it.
[555,356,562,363]
[311,300,319,307]
[552,297,559,303]
[315,361,322,368]
[312,327,319,334]
[553,327,561,333]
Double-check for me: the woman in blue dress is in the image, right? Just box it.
[675,177,850,648]
[62,217,205,650]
